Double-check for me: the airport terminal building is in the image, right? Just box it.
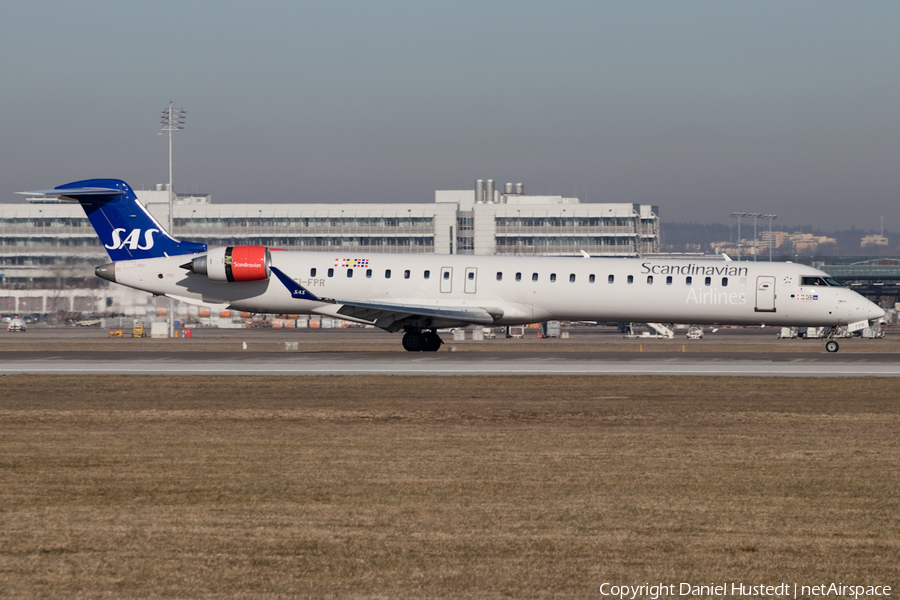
[0,181,660,317]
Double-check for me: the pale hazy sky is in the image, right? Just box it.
[2,1,898,230]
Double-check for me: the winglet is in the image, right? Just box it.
[270,266,322,301]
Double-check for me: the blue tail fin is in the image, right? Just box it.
[23,179,207,261]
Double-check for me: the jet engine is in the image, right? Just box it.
[182,246,271,282]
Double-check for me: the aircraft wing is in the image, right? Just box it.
[334,301,494,325]
[270,266,495,329]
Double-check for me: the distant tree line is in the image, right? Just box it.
[661,222,900,258]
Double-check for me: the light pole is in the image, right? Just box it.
[749,213,762,261]
[160,102,186,338]
[730,212,750,260]
[759,214,777,261]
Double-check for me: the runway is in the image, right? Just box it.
[2,350,900,376]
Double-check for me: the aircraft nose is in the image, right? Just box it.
[865,300,885,321]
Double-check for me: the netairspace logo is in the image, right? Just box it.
[598,582,891,599]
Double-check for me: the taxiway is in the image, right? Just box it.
[2,350,900,376]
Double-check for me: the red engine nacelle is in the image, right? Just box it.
[184,246,271,282]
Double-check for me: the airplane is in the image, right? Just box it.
[22,178,884,353]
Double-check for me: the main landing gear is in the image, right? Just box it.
[825,340,839,353]
[402,330,443,352]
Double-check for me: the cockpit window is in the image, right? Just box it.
[825,277,844,287]
[801,276,833,286]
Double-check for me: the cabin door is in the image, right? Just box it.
[440,267,452,293]
[464,267,477,294]
[755,276,776,312]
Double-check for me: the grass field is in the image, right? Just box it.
[1,374,898,598]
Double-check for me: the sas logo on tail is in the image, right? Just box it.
[105,228,160,250]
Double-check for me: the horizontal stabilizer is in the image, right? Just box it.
[19,187,124,198]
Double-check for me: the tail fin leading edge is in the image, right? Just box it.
[22,179,207,261]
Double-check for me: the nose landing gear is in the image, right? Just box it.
[402,329,443,352]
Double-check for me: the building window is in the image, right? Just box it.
[424,270,430,279]
[627,275,633,284]
[310,268,317,277]
[589,274,595,283]
[327,268,334,278]
[666,276,672,285]
[496,272,502,281]
[404,270,410,279]
[608,274,614,284]
[385,269,391,279]
[550,273,556,282]
[532,273,538,282]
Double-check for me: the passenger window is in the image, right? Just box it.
[443,271,449,280]
[569,274,576,283]
[666,276,672,285]
[385,269,391,279]
[347,269,353,278]
[366,269,372,278]
[532,273,538,282]
[424,270,430,279]
[722,277,728,287]
[516,272,522,281]
[404,270,410,279]
[647,276,653,284]
[327,268,334,278]
[496,272,502,281]
[550,273,556,282]
[608,275,614,284]
[686,276,692,285]
[740,277,746,287]
[705,277,711,286]
[589,274,595,283]
[310,268,317,277]
[468,272,475,280]
[627,275,633,284]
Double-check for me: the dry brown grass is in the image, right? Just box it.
[1,375,898,598]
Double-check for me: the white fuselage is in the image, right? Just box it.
[106,251,883,328]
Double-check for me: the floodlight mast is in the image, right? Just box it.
[760,214,777,261]
[730,212,750,260]
[159,101,186,231]
[159,102,186,338]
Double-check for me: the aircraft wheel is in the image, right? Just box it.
[422,331,443,352]
[825,340,839,353]
[402,331,426,352]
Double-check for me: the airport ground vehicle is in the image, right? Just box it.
[6,317,26,332]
